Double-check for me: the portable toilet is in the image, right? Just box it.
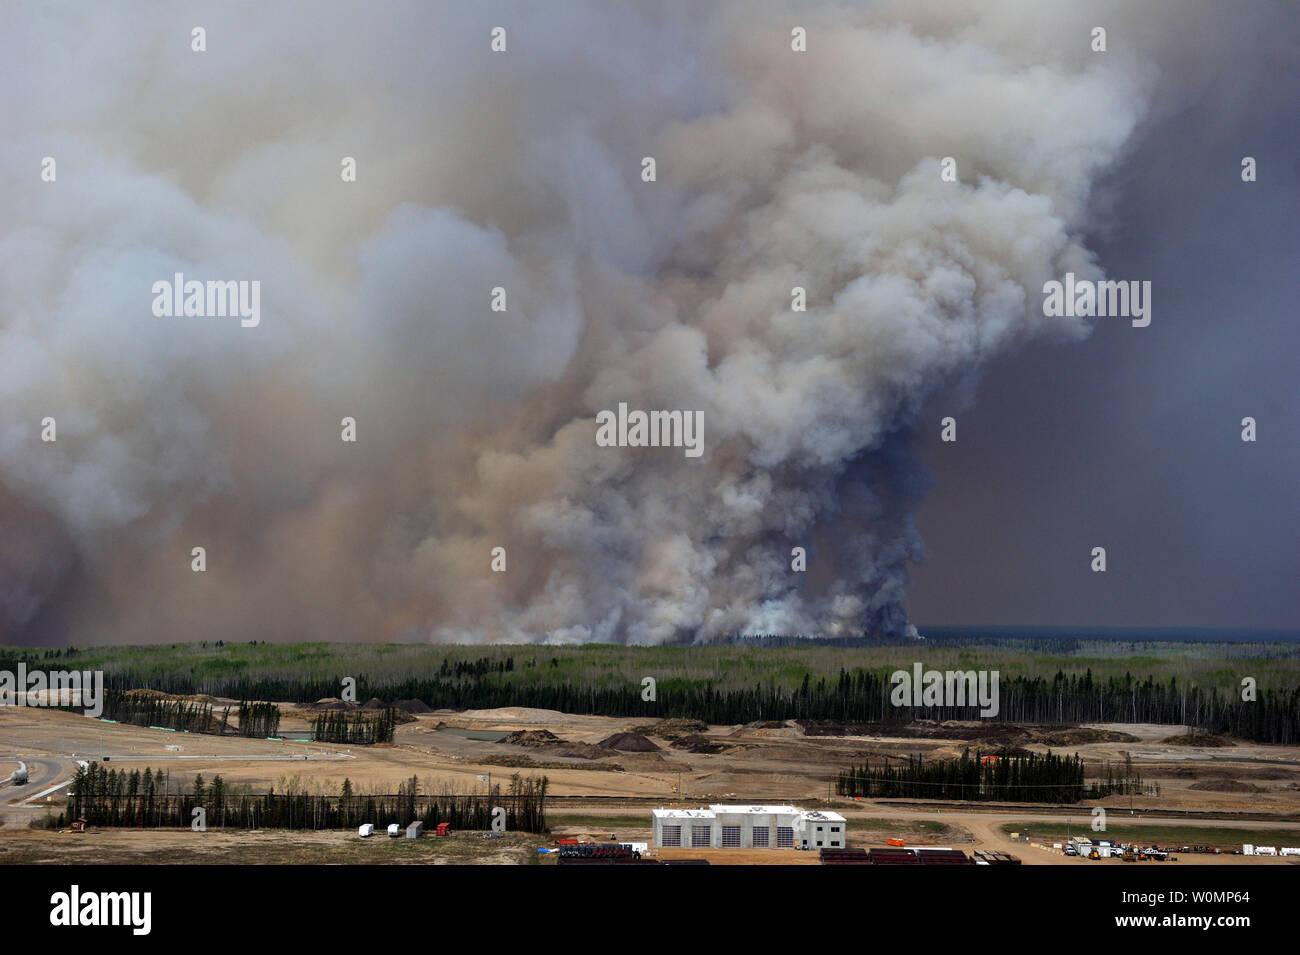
[387,823,401,837]
[358,823,374,838]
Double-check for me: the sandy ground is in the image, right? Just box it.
[5,704,1300,864]
[0,827,542,865]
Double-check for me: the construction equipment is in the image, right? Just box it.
[557,842,640,861]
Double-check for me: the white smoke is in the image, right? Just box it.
[0,1,1222,643]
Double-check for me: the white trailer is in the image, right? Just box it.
[387,823,401,837]
[358,823,374,837]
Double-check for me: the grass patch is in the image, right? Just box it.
[547,814,648,830]
[999,822,1300,847]
[849,818,950,834]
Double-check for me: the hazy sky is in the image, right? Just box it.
[1,1,1295,645]
[909,13,1299,630]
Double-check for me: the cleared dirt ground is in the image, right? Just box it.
[5,703,1300,865]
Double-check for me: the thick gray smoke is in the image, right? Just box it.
[0,2,1209,644]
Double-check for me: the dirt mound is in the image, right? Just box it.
[797,720,1139,746]
[501,729,561,747]
[300,697,358,712]
[670,734,726,754]
[480,755,625,771]
[597,732,660,752]
[392,699,431,714]
[555,743,618,760]
[1031,726,1140,745]
[456,706,569,722]
[1162,733,1235,747]
[361,697,387,710]
[799,719,1017,741]
[497,730,622,760]
[635,718,709,739]
[1189,777,1259,793]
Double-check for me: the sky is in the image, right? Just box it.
[0,1,1295,646]
[909,10,1299,630]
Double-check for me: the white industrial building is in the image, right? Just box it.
[652,805,847,850]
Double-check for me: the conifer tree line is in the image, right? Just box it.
[311,708,397,744]
[65,763,547,833]
[235,700,281,737]
[42,656,1300,745]
[95,689,225,734]
[218,670,1300,744]
[70,693,402,746]
[87,690,286,738]
[836,749,1086,802]
[1087,758,1153,799]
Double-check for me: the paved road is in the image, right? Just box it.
[0,757,72,804]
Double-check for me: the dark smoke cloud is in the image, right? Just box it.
[0,1,1225,644]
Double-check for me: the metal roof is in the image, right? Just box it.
[652,804,846,822]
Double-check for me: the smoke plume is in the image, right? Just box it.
[0,1,1224,643]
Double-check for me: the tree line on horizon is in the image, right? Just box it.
[33,656,1299,745]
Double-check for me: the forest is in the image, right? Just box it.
[88,689,396,743]
[836,749,1087,802]
[7,640,1298,744]
[311,708,398,744]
